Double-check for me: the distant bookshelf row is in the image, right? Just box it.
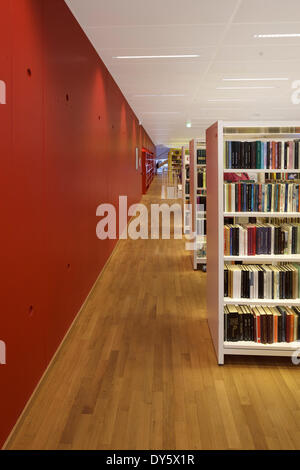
[189,140,207,269]
[225,139,300,170]
[224,304,300,344]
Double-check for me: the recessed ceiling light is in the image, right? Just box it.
[216,86,275,90]
[186,122,192,128]
[223,78,289,81]
[113,54,200,59]
[254,33,300,38]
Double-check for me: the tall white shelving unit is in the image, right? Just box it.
[189,139,207,270]
[206,121,300,365]
[181,146,190,234]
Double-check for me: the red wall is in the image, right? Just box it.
[0,0,155,447]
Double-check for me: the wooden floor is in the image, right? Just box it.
[5,175,300,450]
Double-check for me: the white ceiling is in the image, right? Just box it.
[65,0,300,147]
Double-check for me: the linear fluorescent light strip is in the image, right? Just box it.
[217,86,275,90]
[223,78,288,81]
[254,33,300,38]
[208,99,249,102]
[141,111,180,114]
[134,94,186,97]
[114,54,200,59]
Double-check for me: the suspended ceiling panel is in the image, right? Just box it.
[65,0,300,147]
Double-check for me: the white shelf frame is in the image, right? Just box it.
[224,341,300,357]
[224,255,300,262]
[224,297,300,306]
[206,120,300,365]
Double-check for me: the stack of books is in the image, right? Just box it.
[198,170,206,189]
[224,222,300,256]
[224,181,300,213]
[225,140,300,169]
[197,149,206,165]
[224,263,300,299]
[185,181,190,195]
[224,304,300,343]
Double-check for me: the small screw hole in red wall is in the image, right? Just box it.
[67,263,71,269]
[66,94,69,102]
[27,68,32,77]
[28,305,34,316]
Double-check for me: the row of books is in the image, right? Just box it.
[224,140,300,170]
[224,304,300,343]
[198,170,206,189]
[196,218,206,236]
[267,173,300,181]
[224,223,300,256]
[196,195,207,209]
[224,263,300,300]
[197,149,206,165]
[224,181,300,213]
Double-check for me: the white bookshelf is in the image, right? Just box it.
[206,120,300,364]
[189,138,207,270]
[181,146,190,234]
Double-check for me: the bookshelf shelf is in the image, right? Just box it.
[224,255,300,262]
[206,120,300,365]
[224,169,300,174]
[224,341,300,357]
[224,297,300,306]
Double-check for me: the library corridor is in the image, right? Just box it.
[5,175,300,451]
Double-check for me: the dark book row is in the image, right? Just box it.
[225,140,300,170]
[197,148,206,165]
[224,223,300,256]
[224,304,300,343]
[198,170,206,189]
[185,181,190,195]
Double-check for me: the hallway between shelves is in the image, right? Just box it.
[5,174,300,450]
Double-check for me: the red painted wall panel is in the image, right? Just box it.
[0,0,155,447]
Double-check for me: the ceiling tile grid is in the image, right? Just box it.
[65,0,300,147]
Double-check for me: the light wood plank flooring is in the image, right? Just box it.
[5,175,300,450]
